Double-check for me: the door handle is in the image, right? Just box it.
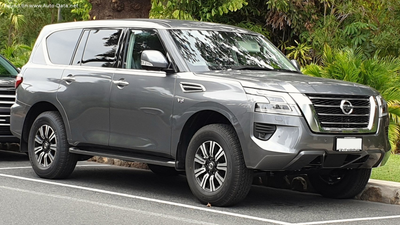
[113,79,129,89]
[62,74,75,84]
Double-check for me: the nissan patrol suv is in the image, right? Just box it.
[10,19,390,206]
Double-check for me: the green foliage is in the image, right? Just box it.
[0,0,26,45]
[0,0,79,66]
[0,43,32,68]
[285,40,312,67]
[343,22,376,47]
[70,0,91,20]
[371,154,400,182]
[150,0,248,21]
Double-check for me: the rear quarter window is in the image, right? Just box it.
[46,29,82,65]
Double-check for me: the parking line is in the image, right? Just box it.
[0,166,32,170]
[1,172,399,225]
[295,215,400,225]
[0,173,291,225]
[0,185,213,225]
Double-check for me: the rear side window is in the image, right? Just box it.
[46,29,82,65]
[79,29,122,67]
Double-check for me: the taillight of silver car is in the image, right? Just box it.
[15,75,23,89]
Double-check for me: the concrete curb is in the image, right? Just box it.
[356,179,400,205]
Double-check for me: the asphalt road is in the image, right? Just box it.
[1,150,400,225]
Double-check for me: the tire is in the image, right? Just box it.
[185,124,253,206]
[148,164,179,176]
[28,111,77,179]
[308,168,371,199]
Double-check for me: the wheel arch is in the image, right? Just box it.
[20,101,65,152]
[174,106,246,170]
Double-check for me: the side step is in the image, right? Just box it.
[69,147,176,168]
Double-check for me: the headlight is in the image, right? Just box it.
[244,88,301,116]
[376,95,388,117]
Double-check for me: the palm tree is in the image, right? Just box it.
[302,45,400,153]
[0,0,25,45]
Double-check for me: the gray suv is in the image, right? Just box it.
[11,19,390,206]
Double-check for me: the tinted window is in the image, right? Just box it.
[81,29,122,67]
[124,30,166,69]
[0,56,17,77]
[46,29,82,65]
[72,30,89,65]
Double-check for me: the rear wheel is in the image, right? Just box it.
[308,168,371,199]
[28,111,77,179]
[185,124,253,206]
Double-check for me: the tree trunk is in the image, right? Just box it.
[89,0,151,20]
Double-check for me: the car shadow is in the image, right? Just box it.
[67,164,337,209]
[0,149,29,162]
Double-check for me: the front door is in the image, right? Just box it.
[109,29,175,156]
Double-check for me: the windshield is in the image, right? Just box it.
[169,29,297,72]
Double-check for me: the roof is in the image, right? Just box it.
[40,19,254,34]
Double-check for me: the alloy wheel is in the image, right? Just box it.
[193,140,227,192]
[33,124,57,168]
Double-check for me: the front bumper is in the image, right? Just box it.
[242,113,391,171]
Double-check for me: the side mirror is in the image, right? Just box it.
[141,50,168,70]
[291,59,301,71]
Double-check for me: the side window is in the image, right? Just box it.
[46,29,82,65]
[0,57,17,77]
[72,30,89,65]
[125,30,166,69]
[81,29,122,67]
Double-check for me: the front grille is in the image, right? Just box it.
[307,94,371,129]
[0,89,15,129]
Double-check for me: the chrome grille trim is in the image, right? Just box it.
[290,93,378,134]
[0,89,15,129]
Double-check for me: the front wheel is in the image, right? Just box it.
[28,111,77,179]
[308,168,371,199]
[185,124,253,206]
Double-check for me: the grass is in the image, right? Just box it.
[371,154,400,182]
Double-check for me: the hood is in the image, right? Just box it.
[196,70,378,96]
[0,77,16,88]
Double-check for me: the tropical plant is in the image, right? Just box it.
[0,43,32,68]
[285,40,312,67]
[70,0,91,20]
[150,0,248,21]
[0,0,26,46]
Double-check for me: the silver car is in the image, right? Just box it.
[10,19,390,206]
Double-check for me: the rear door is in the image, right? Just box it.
[57,29,122,146]
[109,29,175,156]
